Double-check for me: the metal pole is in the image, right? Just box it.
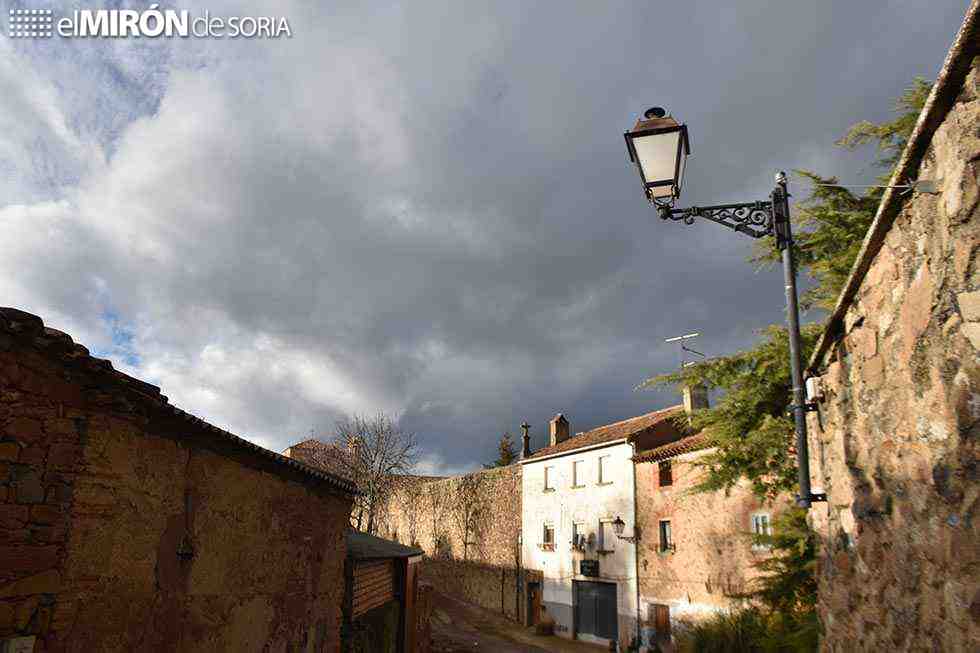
[773,171,814,508]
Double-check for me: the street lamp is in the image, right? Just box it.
[612,516,637,543]
[623,107,826,509]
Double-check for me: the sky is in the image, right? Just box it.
[0,0,970,475]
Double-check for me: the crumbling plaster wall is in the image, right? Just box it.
[807,59,979,651]
[0,310,354,652]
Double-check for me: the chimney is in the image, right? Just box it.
[520,422,531,459]
[549,413,569,447]
[683,384,709,415]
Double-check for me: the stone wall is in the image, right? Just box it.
[806,56,979,650]
[378,465,524,619]
[0,308,356,652]
[634,450,780,635]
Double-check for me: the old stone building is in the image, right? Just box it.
[520,407,686,650]
[633,433,783,648]
[804,7,979,651]
[0,308,357,652]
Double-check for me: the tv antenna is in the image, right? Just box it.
[664,332,704,369]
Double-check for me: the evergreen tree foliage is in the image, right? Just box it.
[749,508,819,616]
[644,323,821,500]
[752,77,931,311]
[484,432,518,468]
[837,76,932,172]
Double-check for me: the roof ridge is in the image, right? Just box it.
[578,404,683,435]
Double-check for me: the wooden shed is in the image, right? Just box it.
[343,530,424,653]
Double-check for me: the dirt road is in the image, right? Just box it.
[429,592,607,653]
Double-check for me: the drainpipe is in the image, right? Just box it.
[631,440,641,651]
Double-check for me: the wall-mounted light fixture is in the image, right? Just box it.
[612,516,638,544]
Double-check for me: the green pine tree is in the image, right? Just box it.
[484,432,518,468]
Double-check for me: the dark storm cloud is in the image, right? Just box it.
[0,0,968,472]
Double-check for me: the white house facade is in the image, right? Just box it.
[520,408,685,649]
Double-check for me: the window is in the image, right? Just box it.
[572,460,585,487]
[572,522,587,550]
[658,460,673,486]
[541,522,555,550]
[659,520,673,553]
[751,513,772,549]
[544,465,555,491]
[598,455,612,484]
[598,520,615,552]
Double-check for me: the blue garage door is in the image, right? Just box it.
[574,580,617,641]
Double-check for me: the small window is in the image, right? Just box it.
[751,513,772,549]
[572,460,585,487]
[572,522,586,550]
[598,520,615,552]
[544,466,555,491]
[659,519,673,552]
[598,455,612,484]
[658,460,673,486]
[542,523,555,550]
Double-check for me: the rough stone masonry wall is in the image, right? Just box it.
[378,465,523,620]
[0,313,354,652]
[635,452,782,628]
[807,60,979,651]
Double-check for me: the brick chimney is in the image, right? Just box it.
[683,384,709,415]
[520,422,531,459]
[549,414,569,447]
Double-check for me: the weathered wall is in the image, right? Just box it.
[0,309,355,652]
[635,450,779,636]
[806,59,980,651]
[378,465,523,620]
[421,559,522,622]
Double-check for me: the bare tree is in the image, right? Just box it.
[423,482,448,557]
[397,478,424,547]
[334,412,418,535]
[450,472,487,562]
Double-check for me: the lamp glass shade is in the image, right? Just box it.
[632,131,680,197]
[625,116,690,201]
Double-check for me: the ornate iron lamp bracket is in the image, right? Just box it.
[656,200,775,240]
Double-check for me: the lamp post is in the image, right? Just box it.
[624,107,826,508]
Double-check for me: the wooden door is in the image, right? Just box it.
[527,582,541,625]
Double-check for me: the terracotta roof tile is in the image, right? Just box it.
[523,405,684,461]
[632,433,710,463]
